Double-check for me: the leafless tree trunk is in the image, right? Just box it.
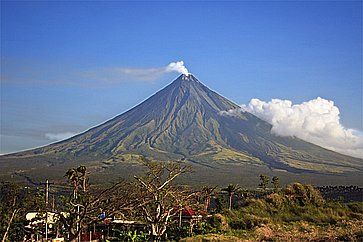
[229,193,233,210]
[134,161,195,241]
[204,196,211,212]
[2,198,18,242]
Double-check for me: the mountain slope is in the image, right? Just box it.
[1,74,362,181]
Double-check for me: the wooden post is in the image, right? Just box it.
[179,208,182,227]
[45,180,49,241]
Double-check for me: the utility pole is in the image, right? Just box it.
[179,206,182,227]
[77,204,80,242]
[74,183,81,242]
[39,179,53,242]
[46,179,49,242]
[52,195,55,212]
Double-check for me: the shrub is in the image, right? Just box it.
[284,183,324,206]
[228,213,269,230]
[265,193,285,208]
[229,219,246,230]
[206,214,223,231]
[348,202,363,213]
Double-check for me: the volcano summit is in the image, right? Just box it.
[1,74,362,185]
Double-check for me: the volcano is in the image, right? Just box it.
[1,74,362,185]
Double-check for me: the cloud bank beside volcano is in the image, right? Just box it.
[222,97,363,158]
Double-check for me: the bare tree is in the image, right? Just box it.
[0,182,43,242]
[57,166,136,241]
[133,161,195,242]
[1,196,18,242]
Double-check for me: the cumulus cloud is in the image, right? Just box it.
[45,132,77,141]
[82,61,189,83]
[223,97,363,158]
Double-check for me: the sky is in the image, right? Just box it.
[1,1,362,156]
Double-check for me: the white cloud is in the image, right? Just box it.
[45,132,77,141]
[223,97,363,158]
[82,61,189,83]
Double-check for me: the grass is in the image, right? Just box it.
[183,183,363,241]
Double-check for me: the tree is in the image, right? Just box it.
[1,185,19,242]
[57,166,135,241]
[259,174,269,191]
[284,183,324,206]
[0,182,43,242]
[222,184,240,210]
[200,186,218,212]
[133,161,195,242]
[271,176,280,192]
[64,165,87,195]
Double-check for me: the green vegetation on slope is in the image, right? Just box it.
[181,183,363,241]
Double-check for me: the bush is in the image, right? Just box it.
[265,193,285,208]
[206,214,223,231]
[227,212,269,230]
[166,224,193,241]
[348,202,363,213]
[284,183,324,206]
[229,219,246,230]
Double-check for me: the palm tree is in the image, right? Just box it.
[271,176,280,192]
[222,184,240,210]
[259,174,269,191]
[65,168,79,197]
[65,165,88,197]
[76,165,87,192]
[201,186,217,212]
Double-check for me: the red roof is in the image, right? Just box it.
[182,206,196,217]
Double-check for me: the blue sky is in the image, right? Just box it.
[1,1,362,154]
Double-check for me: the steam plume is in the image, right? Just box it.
[82,61,190,83]
[165,61,189,75]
